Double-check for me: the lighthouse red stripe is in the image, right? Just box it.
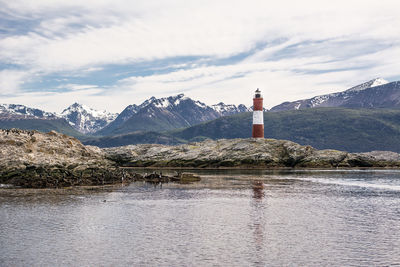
[252,124,264,138]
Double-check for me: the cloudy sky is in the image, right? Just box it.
[0,0,399,113]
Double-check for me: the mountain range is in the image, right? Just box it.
[270,78,400,111]
[97,94,249,136]
[1,77,400,152]
[0,104,57,120]
[0,94,249,135]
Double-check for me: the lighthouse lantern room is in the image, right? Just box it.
[252,88,264,138]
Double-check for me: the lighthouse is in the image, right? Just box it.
[252,88,264,138]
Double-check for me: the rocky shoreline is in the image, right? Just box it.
[0,129,140,188]
[1,129,400,188]
[104,138,400,168]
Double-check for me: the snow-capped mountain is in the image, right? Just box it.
[100,104,140,134]
[0,103,84,137]
[60,103,118,134]
[97,94,249,136]
[346,78,388,92]
[211,102,249,116]
[138,94,211,111]
[270,78,398,111]
[0,95,249,136]
[0,104,57,120]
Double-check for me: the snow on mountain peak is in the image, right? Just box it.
[142,94,189,109]
[0,104,57,119]
[60,103,118,133]
[211,102,249,115]
[347,78,388,92]
[62,103,117,120]
[133,94,247,118]
[370,78,388,88]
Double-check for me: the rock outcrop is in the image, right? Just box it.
[0,129,136,188]
[104,138,400,168]
[2,130,399,188]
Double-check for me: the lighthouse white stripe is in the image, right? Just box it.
[253,110,263,125]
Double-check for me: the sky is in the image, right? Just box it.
[0,0,400,113]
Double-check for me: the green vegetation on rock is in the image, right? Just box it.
[171,108,400,152]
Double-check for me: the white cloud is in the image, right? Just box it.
[57,84,99,91]
[2,0,399,71]
[0,0,400,112]
[1,87,107,113]
[0,70,29,95]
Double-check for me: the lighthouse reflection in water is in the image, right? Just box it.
[251,179,267,265]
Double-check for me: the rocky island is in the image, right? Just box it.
[1,129,400,188]
[105,138,400,168]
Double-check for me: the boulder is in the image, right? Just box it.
[0,129,135,188]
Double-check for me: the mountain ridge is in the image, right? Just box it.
[96,93,249,136]
[60,103,118,134]
[0,104,58,120]
[270,78,399,111]
[0,95,249,136]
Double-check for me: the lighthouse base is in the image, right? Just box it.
[252,124,264,138]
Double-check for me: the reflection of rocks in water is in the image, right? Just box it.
[252,180,264,199]
[138,171,201,186]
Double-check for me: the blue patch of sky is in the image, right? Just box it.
[206,49,257,66]
[20,56,206,92]
[20,49,263,92]
[203,40,281,67]
[291,65,371,76]
[266,39,393,62]
[0,12,39,36]
[0,63,24,70]
[387,75,400,83]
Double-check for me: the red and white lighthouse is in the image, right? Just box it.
[252,88,264,138]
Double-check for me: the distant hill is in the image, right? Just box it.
[271,78,400,111]
[82,131,185,148]
[171,108,400,153]
[0,118,84,138]
[96,94,248,136]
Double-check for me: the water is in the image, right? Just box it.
[1,169,400,266]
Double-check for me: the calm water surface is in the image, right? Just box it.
[1,169,400,266]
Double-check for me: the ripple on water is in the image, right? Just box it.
[1,169,400,266]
